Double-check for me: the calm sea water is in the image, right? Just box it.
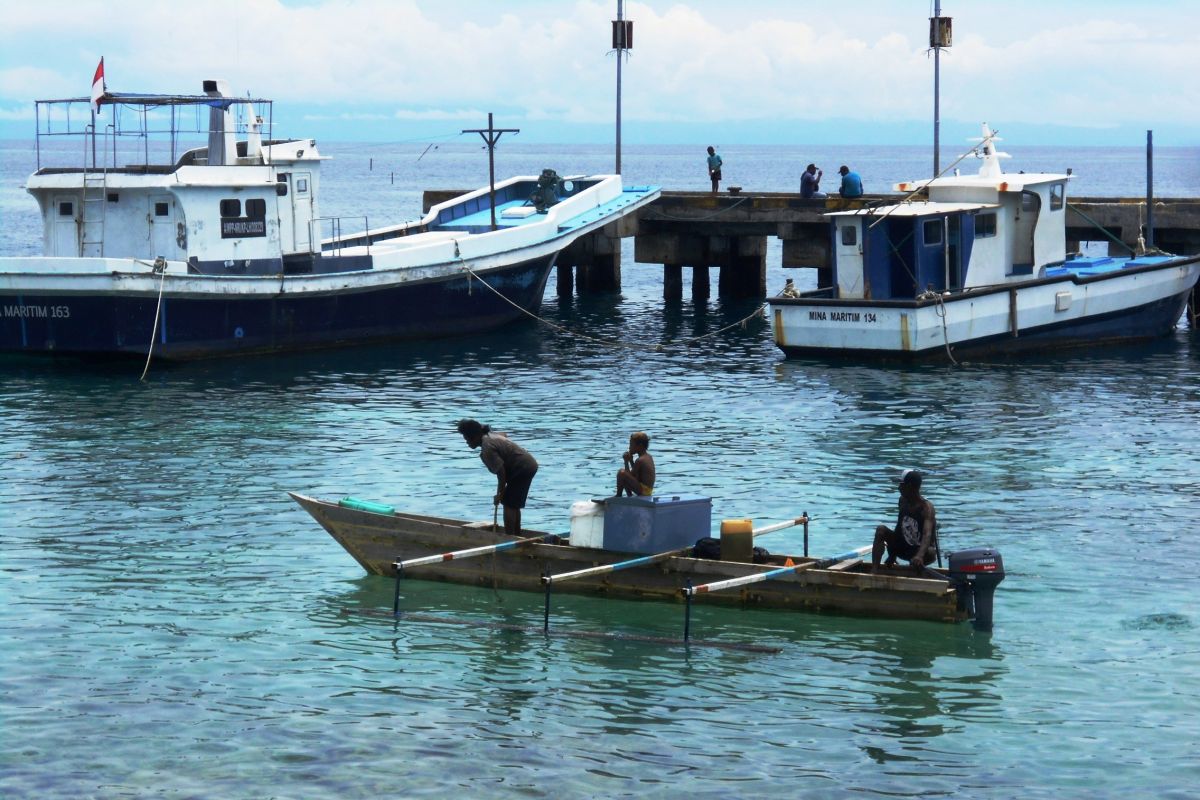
[2,138,1199,799]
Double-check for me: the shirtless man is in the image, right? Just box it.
[871,469,937,572]
[615,432,655,497]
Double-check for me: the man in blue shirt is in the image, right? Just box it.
[838,165,864,198]
[706,146,723,194]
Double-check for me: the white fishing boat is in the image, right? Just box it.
[769,125,1199,360]
[0,79,659,360]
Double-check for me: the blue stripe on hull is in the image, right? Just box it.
[1,256,554,360]
[778,288,1193,361]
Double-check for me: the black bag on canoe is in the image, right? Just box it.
[692,537,721,559]
[753,546,771,564]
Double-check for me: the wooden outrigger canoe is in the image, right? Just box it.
[289,492,989,624]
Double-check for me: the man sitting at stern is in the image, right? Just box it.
[871,469,937,573]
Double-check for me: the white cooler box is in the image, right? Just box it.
[568,500,606,549]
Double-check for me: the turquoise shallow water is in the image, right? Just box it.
[2,140,1199,798]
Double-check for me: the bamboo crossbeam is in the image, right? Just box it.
[545,515,809,586]
[395,534,547,570]
[685,545,872,596]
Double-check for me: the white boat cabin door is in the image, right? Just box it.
[288,171,314,252]
[150,195,176,259]
[52,195,78,257]
[1013,191,1041,273]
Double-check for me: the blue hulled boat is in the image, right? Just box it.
[0,80,658,360]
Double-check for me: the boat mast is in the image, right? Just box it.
[930,3,952,176]
[462,112,519,231]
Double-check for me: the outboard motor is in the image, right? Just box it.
[530,168,562,213]
[948,547,1005,631]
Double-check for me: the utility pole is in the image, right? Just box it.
[462,112,519,231]
[612,1,632,175]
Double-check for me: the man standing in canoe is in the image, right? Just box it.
[871,469,937,572]
[457,419,538,537]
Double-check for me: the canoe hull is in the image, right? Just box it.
[290,493,967,624]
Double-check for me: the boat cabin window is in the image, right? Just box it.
[58,201,73,216]
[246,198,266,217]
[975,213,997,238]
[296,178,309,194]
[220,199,241,217]
[841,225,857,246]
[922,219,943,246]
[1050,182,1064,210]
[155,202,170,217]
[107,193,119,203]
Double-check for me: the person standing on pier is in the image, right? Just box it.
[838,165,864,198]
[615,431,655,497]
[801,164,826,198]
[871,469,937,573]
[706,146,723,194]
[457,419,539,537]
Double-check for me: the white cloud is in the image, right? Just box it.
[0,0,1197,137]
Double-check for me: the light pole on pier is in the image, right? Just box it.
[612,1,633,175]
[930,3,952,176]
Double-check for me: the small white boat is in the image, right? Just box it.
[769,125,1200,360]
[0,79,659,360]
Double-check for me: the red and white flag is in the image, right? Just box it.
[90,58,105,114]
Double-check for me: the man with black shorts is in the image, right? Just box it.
[457,419,539,537]
[871,469,937,573]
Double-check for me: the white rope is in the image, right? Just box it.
[139,258,168,381]
[461,264,766,352]
[923,291,960,366]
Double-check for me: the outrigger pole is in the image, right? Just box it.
[681,545,872,642]
[540,516,809,632]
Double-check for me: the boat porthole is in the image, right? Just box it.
[234,327,244,339]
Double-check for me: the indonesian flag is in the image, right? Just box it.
[90,58,105,114]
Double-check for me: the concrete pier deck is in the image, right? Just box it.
[424,190,1200,317]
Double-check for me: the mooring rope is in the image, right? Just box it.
[1065,202,1135,255]
[139,258,169,381]
[921,290,960,366]
[460,263,766,351]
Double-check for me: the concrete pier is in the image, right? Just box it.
[423,190,1200,312]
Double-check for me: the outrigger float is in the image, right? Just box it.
[289,492,1006,643]
[0,78,658,361]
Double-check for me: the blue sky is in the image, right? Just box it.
[1,0,1198,146]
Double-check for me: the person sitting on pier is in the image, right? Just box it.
[457,419,539,537]
[871,469,937,573]
[838,165,864,198]
[800,164,826,199]
[615,431,655,497]
[706,146,723,194]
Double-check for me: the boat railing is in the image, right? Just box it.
[33,94,273,172]
[315,217,371,256]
